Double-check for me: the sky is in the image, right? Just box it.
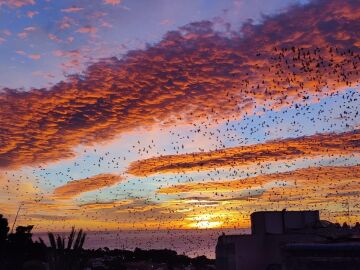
[0,0,359,232]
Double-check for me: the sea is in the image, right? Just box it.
[34,229,249,259]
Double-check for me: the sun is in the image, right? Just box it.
[190,220,223,229]
[187,213,224,229]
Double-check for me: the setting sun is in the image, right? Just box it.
[190,221,223,229]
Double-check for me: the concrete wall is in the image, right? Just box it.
[282,243,360,270]
[217,211,322,270]
[217,234,323,270]
[265,212,283,234]
[251,211,319,235]
[284,257,360,270]
[283,211,319,231]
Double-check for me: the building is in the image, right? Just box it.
[282,243,360,270]
[216,210,360,270]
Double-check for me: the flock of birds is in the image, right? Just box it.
[1,21,360,257]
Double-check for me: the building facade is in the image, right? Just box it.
[216,210,360,270]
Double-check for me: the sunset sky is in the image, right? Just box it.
[0,0,359,232]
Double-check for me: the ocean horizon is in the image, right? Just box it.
[34,228,249,259]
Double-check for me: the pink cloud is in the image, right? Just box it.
[24,26,36,31]
[2,30,12,36]
[100,20,113,28]
[53,50,81,58]
[32,71,55,79]
[61,6,84,13]
[76,26,97,34]
[28,54,41,60]
[58,16,73,30]
[103,0,121,5]
[26,10,38,18]
[160,19,174,26]
[15,50,26,55]
[0,0,35,8]
[48,34,62,43]
[17,32,28,39]
[17,26,36,39]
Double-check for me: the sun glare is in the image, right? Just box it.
[190,220,223,229]
[187,213,225,229]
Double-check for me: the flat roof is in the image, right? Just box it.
[251,210,319,215]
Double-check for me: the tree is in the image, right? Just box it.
[8,225,34,247]
[0,214,9,243]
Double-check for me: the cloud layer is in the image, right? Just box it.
[128,130,360,176]
[154,165,360,228]
[53,174,123,199]
[157,165,360,195]
[0,0,359,169]
[4,165,359,230]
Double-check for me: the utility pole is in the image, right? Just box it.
[347,200,350,224]
[11,202,23,234]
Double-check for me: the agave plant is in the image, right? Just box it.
[45,227,86,251]
[39,227,87,270]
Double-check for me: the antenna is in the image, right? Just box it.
[11,202,23,234]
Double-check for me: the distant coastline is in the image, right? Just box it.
[34,229,248,259]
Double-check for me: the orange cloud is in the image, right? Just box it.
[157,165,360,194]
[79,199,133,210]
[4,166,359,230]
[0,0,359,169]
[155,165,360,228]
[53,174,123,200]
[258,165,360,202]
[128,130,360,176]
